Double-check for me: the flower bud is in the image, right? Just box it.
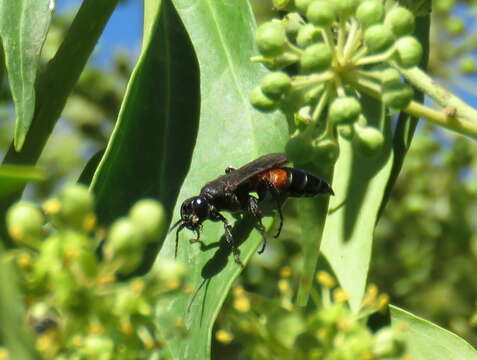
[7,202,44,247]
[104,218,145,260]
[445,17,464,36]
[296,24,319,48]
[273,0,292,10]
[284,13,304,42]
[80,335,114,358]
[312,137,340,165]
[261,72,292,99]
[295,0,313,14]
[57,184,95,231]
[285,132,314,164]
[129,199,167,242]
[459,57,476,74]
[154,258,187,282]
[356,0,384,28]
[373,328,406,357]
[307,1,336,28]
[385,6,415,36]
[364,24,394,53]
[300,43,332,73]
[383,82,414,109]
[256,21,286,57]
[335,0,360,18]
[250,87,280,112]
[353,124,385,156]
[380,67,401,87]
[395,36,422,68]
[329,96,361,125]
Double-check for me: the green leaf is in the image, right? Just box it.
[90,0,200,274]
[0,164,45,197]
[151,0,287,358]
[321,95,393,312]
[390,305,477,359]
[0,0,53,150]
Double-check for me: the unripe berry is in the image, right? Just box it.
[57,184,95,231]
[296,24,319,48]
[300,43,332,73]
[251,87,279,112]
[295,0,313,14]
[383,82,414,109]
[129,199,167,242]
[364,24,394,53]
[353,124,385,156]
[307,1,336,28]
[459,57,476,74]
[385,7,415,36]
[312,137,340,165]
[7,202,44,247]
[273,0,292,11]
[285,132,314,164]
[256,21,286,57]
[329,96,362,125]
[104,217,145,259]
[380,67,401,87]
[395,36,422,68]
[356,1,384,28]
[261,72,292,99]
[445,17,464,36]
[335,0,360,18]
[284,13,304,42]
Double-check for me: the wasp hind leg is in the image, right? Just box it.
[245,195,267,254]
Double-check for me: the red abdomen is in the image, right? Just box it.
[250,168,290,193]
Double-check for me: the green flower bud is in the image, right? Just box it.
[435,0,454,13]
[356,0,384,28]
[295,0,313,14]
[307,1,336,28]
[280,89,308,113]
[296,24,319,48]
[319,303,347,325]
[353,124,385,156]
[385,6,415,36]
[383,82,414,109]
[104,218,145,260]
[251,87,280,112]
[62,231,98,277]
[285,132,314,164]
[273,0,292,11]
[154,258,187,282]
[312,137,340,165]
[459,57,476,74]
[364,24,395,53]
[7,202,44,247]
[373,328,406,357]
[380,67,401,87]
[261,72,292,99]
[337,124,355,140]
[284,13,305,42]
[57,184,95,231]
[335,0,360,18]
[329,96,362,125]
[445,17,464,36]
[129,199,167,242]
[256,21,286,57]
[395,36,422,67]
[300,43,332,73]
[81,335,114,358]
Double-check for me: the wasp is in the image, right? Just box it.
[170,153,333,266]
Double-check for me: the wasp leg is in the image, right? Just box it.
[258,180,284,238]
[211,211,244,267]
[174,223,186,259]
[245,195,267,254]
[224,166,237,174]
[189,228,201,243]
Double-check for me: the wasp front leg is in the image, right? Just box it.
[189,227,202,244]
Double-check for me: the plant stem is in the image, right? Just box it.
[337,18,347,62]
[311,84,332,124]
[355,46,396,66]
[321,28,336,59]
[351,75,477,139]
[393,63,477,126]
[343,19,359,60]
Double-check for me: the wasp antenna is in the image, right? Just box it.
[174,223,186,259]
[168,219,183,234]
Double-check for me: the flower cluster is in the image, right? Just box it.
[3,184,185,359]
[251,0,423,164]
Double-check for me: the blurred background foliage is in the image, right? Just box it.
[1,0,477,356]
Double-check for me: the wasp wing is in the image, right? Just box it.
[201,153,289,195]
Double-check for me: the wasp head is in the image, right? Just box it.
[180,196,210,230]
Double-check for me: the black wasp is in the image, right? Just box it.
[170,153,334,266]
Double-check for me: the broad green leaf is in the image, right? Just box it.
[0,0,53,150]
[90,0,200,279]
[152,0,288,358]
[0,244,39,359]
[1,0,119,206]
[321,95,393,312]
[379,14,430,217]
[0,164,45,197]
[390,305,477,359]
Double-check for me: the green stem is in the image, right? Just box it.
[394,62,477,125]
[355,46,396,66]
[311,84,332,124]
[321,28,336,59]
[351,46,368,63]
[292,72,333,88]
[337,18,347,62]
[343,19,359,60]
[351,75,477,139]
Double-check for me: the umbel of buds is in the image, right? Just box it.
[251,0,423,162]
